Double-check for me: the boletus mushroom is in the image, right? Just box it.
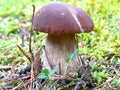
[33,3,94,75]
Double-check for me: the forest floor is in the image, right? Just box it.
[0,0,120,89]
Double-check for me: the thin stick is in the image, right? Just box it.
[12,81,30,90]
[43,46,53,69]
[29,4,35,56]
[29,4,35,88]
[74,64,90,90]
[95,74,120,89]
[17,45,31,62]
[0,65,13,71]
[59,63,61,75]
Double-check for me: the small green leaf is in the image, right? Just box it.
[38,74,48,79]
[49,68,58,76]
[66,49,78,63]
[42,69,49,75]
[66,58,70,63]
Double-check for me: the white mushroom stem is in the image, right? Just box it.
[42,34,79,75]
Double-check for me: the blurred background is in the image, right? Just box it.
[0,0,120,88]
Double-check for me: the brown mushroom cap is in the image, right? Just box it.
[71,6,94,32]
[33,3,94,36]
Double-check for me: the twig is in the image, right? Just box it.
[11,75,35,90]
[29,4,35,88]
[52,76,77,81]
[38,79,47,89]
[74,64,90,90]
[0,65,13,71]
[17,45,31,62]
[19,79,28,90]
[52,74,78,81]
[0,75,31,90]
[0,86,13,90]
[0,75,30,82]
[50,80,59,89]
[12,80,30,90]
[59,63,61,75]
[29,4,35,56]
[58,83,77,90]
[95,74,120,89]
[43,46,53,70]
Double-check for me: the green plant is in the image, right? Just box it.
[38,68,58,79]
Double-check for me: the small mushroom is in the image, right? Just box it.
[18,31,27,46]
[33,3,94,75]
[18,24,29,47]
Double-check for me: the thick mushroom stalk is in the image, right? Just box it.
[42,34,79,75]
[33,3,94,75]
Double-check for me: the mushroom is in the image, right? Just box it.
[33,3,94,75]
[18,31,28,47]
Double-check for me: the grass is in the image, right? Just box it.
[0,0,120,89]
